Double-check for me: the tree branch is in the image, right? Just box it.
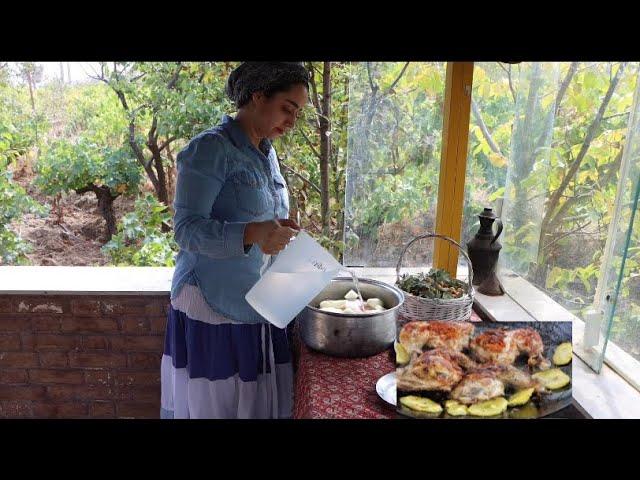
[306,62,322,130]
[159,137,177,152]
[554,62,579,117]
[530,62,579,165]
[129,122,158,187]
[541,221,592,252]
[602,111,630,122]
[297,126,321,159]
[148,116,158,147]
[279,160,322,194]
[307,63,321,111]
[599,146,624,189]
[366,62,376,93]
[167,62,183,89]
[546,193,592,232]
[543,62,627,231]
[384,62,409,95]
[130,72,146,82]
[471,97,503,156]
[498,63,517,103]
[544,147,623,233]
[75,184,99,196]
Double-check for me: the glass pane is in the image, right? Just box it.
[461,62,519,249]
[343,62,446,268]
[598,73,640,378]
[462,62,640,376]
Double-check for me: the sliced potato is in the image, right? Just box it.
[319,300,346,309]
[344,289,359,300]
[394,342,410,365]
[468,397,508,417]
[507,387,535,407]
[366,298,384,309]
[399,395,443,414]
[532,368,571,390]
[445,400,468,417]
[553,342,573,366]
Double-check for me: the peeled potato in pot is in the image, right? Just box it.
[317,293,386,314]
[344,289,359,300]
[319,300,347,309]
[366,298,384,309]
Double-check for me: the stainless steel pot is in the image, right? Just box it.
[298,277,404,358]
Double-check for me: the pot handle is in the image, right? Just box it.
[491,218,503,245]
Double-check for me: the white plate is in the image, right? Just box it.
[376,372,396,407]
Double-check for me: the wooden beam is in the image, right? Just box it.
[433,62,474,276]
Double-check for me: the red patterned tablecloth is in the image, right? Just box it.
[292,310,482,419]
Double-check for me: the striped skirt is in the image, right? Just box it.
[160,283,294,419]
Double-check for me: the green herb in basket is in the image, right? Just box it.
[396,269,467,299]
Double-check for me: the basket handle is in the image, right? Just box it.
[395,233,474,291]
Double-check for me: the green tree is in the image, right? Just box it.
[274,62,350,257]
[344,62,445,266]
[35,83,140,240]
[102,193,177,266]
[0,73,47,264]
[91,62,231,211]
[465,62,637,312]
[16,62,45,145]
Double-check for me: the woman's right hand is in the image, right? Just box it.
[244,219,300,255]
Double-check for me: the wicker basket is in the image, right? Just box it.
[395,233,474,322]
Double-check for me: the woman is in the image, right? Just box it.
[161,62,310,419]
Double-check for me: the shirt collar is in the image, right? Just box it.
[221,114,272,157]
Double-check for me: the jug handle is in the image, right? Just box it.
[491,218,503,245]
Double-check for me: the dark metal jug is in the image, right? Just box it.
[466,207,503,289]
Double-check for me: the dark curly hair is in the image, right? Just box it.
[225,62,311,109]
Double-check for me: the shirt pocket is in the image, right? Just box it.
[273,172,289,216]
[230,169,270,217]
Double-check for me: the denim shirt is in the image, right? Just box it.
[170,114,290,324]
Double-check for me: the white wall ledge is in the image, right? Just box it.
[0,266,173,295]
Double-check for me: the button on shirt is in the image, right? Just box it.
[171,114,290,324]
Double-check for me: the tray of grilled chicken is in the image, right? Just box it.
[394,320,573,419]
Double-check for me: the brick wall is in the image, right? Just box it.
[0,294,169,418]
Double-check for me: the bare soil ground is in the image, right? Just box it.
[8,159,135,266]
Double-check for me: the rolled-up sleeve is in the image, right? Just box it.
[173,133,249,259]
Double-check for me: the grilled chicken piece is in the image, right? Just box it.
[397,348,477,392]
[469,328,551,369]
[451,364,544,405]
[510,328,551,369]
[399,320,475,354]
